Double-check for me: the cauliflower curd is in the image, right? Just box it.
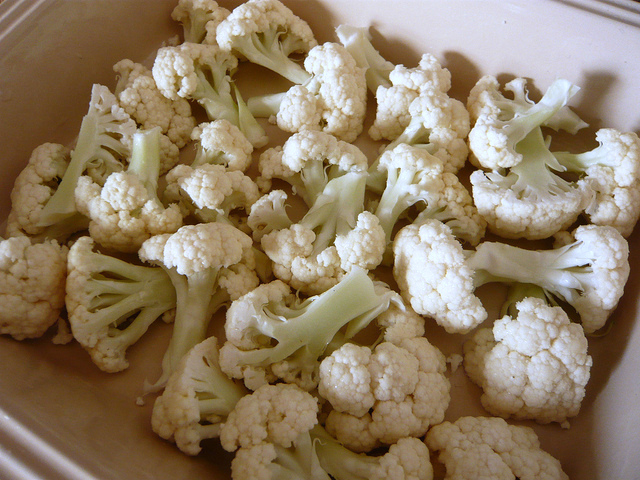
[3,1,636,479]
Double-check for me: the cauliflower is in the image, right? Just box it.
[468,224,630,333]
[65,236,176,372]
[425,416,569,480]
[553,128,640,237]
[171,0,231,44]
[0,236,67,340]
[218,267,403,391]
[190,119,254,172]
[216,0,317,84]
[469,126,592,240]
[467,75,585,170]
[139,221,257,390]
[320,337,450,452]
[75,127,183,253]
[152,42,267,147]
[248,42,367,143]
[246,190,293,242]
[164,163,259,227]
[392,220,487,334]
[464,294,592,425]
[5,142,89,241]
[113,59,197,174]
[33,84,137,234]
[151,336,247,455]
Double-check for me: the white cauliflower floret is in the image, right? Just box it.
[74,128,183,253]
[216,0,317,84]
[369,53,452,141]
[251,42,367,143]
[171,0,231,44]
[220,383,319,451]
[190,119,254,172]
[333,211,386,272]
[151,336,247,455]
[425,416,569,480]
[392,220,487,334]
[113,59,197,174]
[464,297,592,425]
[0,236,67,340]
[320,337,450,452]
[246,190,293,242]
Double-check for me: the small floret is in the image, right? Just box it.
[248,42,367,142]
[113,59,197,174]
[152,42,267,147]
[171,0,231,44]
[65,236,176,372]
[218,267,403,391]
[190,119,254,172]
[247,190,293,242]
[75,127,183,253]
[5,143,89,241]
[469,127,592,239]
[467,224,630,333]
[139,221,256,390]
[36,84,137,230]
[151,335,247,455]
[320,337,450,452]
[0,236,67,340]
[553,128,640,236]
[392,220,487,334]
[425,416,569,480]
[463,291,593,426]
[216,0,317,84]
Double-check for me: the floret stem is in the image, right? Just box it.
[148,267,229,392]
[300,172,366,256]
[234,32,311,84]
[127,127,162,196]
[374,166,440,245]
[233,83,269,148]
[335,24,394,94]
[38,86,132,226]
[194,68,240,125]
[467,239,594,305]
[228,267,396,375]
[311,425,377,480]
[247,91,285,118]
[553,143,614,173]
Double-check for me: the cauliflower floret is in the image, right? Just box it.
[0,236,67,340]
[190,119,254,172]
[320,337,450,452]
[333,211,386,272]
[464,297,592,425]
[247,190,293,242]
[425,416,569,480]
[392,220,487,334]
[171,0,231,44]
[113,59,197,174]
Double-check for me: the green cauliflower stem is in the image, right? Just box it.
[65,236,177,373]
[37,84,137,228]
[218,267,403,391]
[467,224,630,333]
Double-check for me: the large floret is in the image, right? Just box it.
[218,267,403,391]
[467,224,630,333]
[464,293,592,425]
[215,0,317,84]
[0,236,67,340]
[139,221,256,390]
[151,336,247,455]
[392,220,487,334]
[425,416,569,480]
[320,337,450,452]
